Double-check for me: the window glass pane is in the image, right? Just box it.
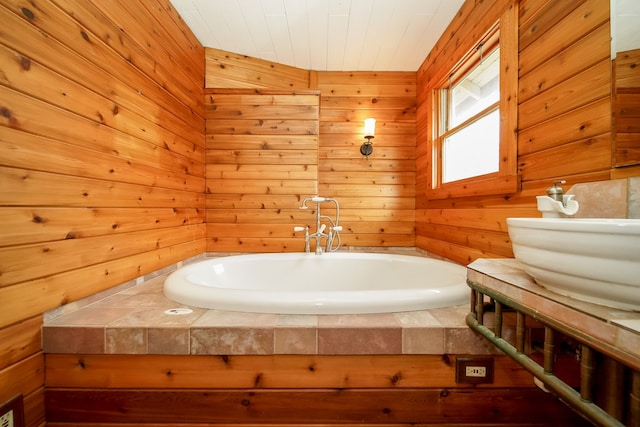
[450,47,500,128]
[443,109,500,183]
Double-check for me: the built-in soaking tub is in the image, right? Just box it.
[163,252,468,314]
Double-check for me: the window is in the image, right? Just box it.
[429,11,517,198]
[443,44,500,183]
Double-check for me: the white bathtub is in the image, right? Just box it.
[163,252,469,314]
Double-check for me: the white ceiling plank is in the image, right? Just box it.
[265,13,296,68]
[342,0,374,70]
[326,13,350,70]
[193,0,242,52]
[284,0,312,70]
[355,0,395,70]
[169,0,465,72]
[180,9,221,48]
[433,0,466,29]
[216,0,256,53]
[262,0,286,15]
[373,46,396,71]
[393,14,435,70]
[328,0,352,16]
[307,0,330,71]
[378,4,412,50]
[238,0,275,53]
[407,0,440,15]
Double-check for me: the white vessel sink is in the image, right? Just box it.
[507,218,640,311]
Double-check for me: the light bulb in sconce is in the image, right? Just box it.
[360,118,376,158]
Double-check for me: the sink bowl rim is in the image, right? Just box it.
[507,217,640,310]
[507,217,640,234]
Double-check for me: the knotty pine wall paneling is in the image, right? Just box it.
[205,89,320,252]
[204,56,418,251]
[0,0,205,423]
[205,47,311,91]
[317,72,417,248]
[416,0,617,265]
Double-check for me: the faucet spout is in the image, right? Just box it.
[537,195,579,218]
[309,224,327,254]
[537,181,579,218]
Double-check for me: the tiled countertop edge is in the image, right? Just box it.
[466,258,640,363]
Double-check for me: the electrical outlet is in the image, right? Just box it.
[0,396,23,427]
[465,365,487,377]
[0,410,14,427]
[455,357,494,384]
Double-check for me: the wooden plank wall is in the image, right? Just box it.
[0,0,631,424]
[317,72,417,248]
[205,89,320,252]
[0,0,205,424]
[612,48,640,167]
[416,0,622,265]
[205,47,311,90]
[205,53,418,251]
[44,354,590,426]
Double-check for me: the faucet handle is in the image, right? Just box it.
[546,180,566,202]
[332,226,343,232]
[293,226,306,232]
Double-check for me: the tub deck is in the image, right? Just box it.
[42,252,500,356]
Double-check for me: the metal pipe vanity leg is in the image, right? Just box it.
[469,288,477,319]
[516,311,526,354]
[631,370,640,427]
[494,300,503,339]
[602,357,625,421]
[543,326,555,375]
[580,345,595,403]
[476,290,484,326]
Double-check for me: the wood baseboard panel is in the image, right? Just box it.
[45,388,590,425]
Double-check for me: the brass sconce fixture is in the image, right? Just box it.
[360,118,376,158]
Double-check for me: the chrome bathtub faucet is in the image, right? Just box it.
[294,196,342,254]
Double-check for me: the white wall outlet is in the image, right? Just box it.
[455,357,494,384]
[0,410,14,427]
[465,365,487,377]
[0,395,23,427]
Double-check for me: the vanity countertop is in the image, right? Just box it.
[466,258,640,369]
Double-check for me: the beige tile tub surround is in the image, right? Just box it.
[43,249,505,356]
[43,273,496,355]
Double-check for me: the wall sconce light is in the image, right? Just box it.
[360,118,376,158]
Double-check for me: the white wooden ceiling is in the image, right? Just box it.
[168,0,465,71]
